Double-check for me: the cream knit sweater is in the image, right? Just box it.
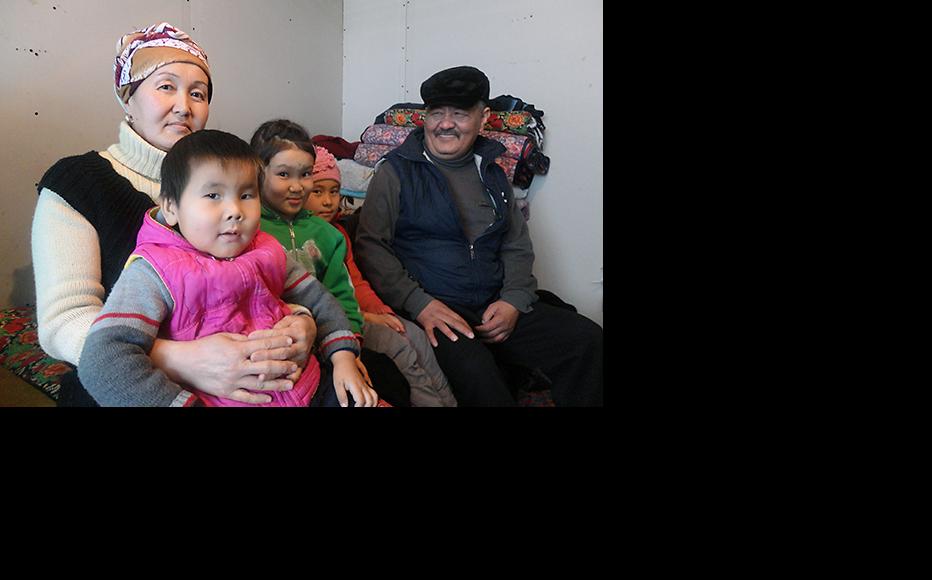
[32,121,164,365]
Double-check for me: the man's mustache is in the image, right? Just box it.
[434,129,459,137]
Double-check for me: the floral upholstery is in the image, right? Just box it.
[384,108,536,136]
[0,306,70,400]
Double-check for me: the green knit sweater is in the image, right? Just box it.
[260,206,364,334]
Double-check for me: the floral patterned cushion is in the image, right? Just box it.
[383,109,427,128]
[0,306,71,400]
[483,111,536,135]
[361,123,414,147]
[384,108,536,136]
[353,142,396,167]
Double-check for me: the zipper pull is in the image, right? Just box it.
[289,226,299,259]
[469,244,476,260]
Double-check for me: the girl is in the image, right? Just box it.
[251,120,413,407]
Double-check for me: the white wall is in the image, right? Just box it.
[0,0,343,307]
[343,0,603,325]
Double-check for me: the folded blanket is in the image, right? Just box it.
[488,94,546,132]
[341,188,366,199]
[383,108,426,128]
[481,130,550,178]
[479,130,524,159]
[353,143,396,167]
[312,135,360,159]
[495,156,517,183]
[483,110,536,136]
[355,122,548,190]
[361,123,414,147]
[384,108,539,138]
[360,123,540,166]
[337,158,376,196]
[374,102,425,125]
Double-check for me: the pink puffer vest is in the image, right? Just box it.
[132,210,320,406]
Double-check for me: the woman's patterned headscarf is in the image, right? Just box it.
[113,22,211,113]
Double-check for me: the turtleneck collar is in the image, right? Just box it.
[105,120,167,183]
[423,143,475,169]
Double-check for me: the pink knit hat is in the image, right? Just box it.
[312,146,341,184]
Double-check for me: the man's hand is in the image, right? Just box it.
[416,299,474,347]
[475,300,519,344]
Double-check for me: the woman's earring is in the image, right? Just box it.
[124,114,134,125]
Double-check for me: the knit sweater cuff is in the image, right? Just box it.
[319,330,361,360]
[499,290,538,314]
[170,391,199,407]
[403,290,435,320]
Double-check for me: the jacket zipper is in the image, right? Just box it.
[288,223,298,259]
[469,243,479,304]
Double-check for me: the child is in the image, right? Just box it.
[251,120,413,407]
[309,146,457,407]
[249,123,364,335]
[77,129,378,407]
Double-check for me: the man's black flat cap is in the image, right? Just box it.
[420,66,490,109]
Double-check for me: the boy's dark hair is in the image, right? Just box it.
[249,119,317,169]
[160,129,262,206]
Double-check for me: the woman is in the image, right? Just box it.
[32,23,314,406]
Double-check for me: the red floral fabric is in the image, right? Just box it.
[384,108,535,136]
[1,307,70,400]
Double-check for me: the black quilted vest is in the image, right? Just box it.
[37,152,155,298]
[384,130,513,309]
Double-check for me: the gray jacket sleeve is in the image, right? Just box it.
[497,180,539,313]
[354,162,435,318]
[282,254,360,360]
[77,259,197,407]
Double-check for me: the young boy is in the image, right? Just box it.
[78,129,378,407]
[309,146,457,406]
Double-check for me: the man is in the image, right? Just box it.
[356,65,602,406]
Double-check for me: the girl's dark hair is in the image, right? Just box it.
[249,119,310,148]
[250,119,317,168]
[160,129,261,206]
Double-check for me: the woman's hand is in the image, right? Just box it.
[248,314,317,382]
[151,333,299,404]
[364,311,406,334]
